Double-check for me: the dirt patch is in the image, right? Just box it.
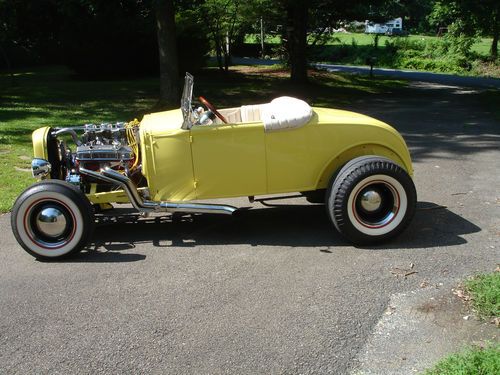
[354,282,499,374]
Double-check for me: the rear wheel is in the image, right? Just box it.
[11,180,94,260]
[327,156,416,245]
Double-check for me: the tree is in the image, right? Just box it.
[59,0,158,77]
[430,0,500,58]
[0,0,63,69]
[0,0,16,77]
[284,0,309,83]
[281,0,402,82]
[154,0,180,108]
[462,0,499,58]
[201,0,248,72]
[400,0,434,33]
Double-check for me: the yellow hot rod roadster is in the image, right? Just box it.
[12,73,416,259]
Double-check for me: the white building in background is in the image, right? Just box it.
[365,18,403,34]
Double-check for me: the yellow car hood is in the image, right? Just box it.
[140,109,184,133]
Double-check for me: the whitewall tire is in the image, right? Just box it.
[327,156,416,245]
[11,180,94,259]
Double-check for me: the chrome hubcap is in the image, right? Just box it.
[25,201,74,249]
[36,207,67,238]
[354,182,399,227]
[360,190,382,212]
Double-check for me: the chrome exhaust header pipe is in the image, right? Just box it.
[79,167,237,215]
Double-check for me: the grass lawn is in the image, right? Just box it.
[464,272,500,319]
[424,345,500,375]
[247,32,500,77]
[323,33,493,56]
[0,66,159,213]
[246,32,495,56]
[0,65,407,212]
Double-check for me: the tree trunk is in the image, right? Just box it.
[154,0,180,109]
[286,0,308,84]
[491,23,498,59]
[224,31,230,72]
[223,51,230,72]
[215,39,224,71]
[260,17,265,58]
[0,44,15,86]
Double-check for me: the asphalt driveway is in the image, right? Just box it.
[0,81,499,374]
[314,63,500,89]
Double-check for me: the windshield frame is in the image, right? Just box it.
[181,72,194,130]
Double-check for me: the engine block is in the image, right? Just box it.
[76,144,134,162]
[75,122,135,170]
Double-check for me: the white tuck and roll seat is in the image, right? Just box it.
[240,96,313,132]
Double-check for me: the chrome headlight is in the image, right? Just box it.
[31,158,51,179]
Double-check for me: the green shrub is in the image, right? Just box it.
[320,33,498,77]
[465,272,500,319]
[424,345,500,375]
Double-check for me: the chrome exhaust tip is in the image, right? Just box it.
[79,167,237,215]
[159,201,237,215]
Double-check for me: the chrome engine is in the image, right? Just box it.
[76,144,134,164]
[80,123,128,146]
[50,122,139,187]
[75,123,134,169]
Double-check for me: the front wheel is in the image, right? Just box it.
[11,180,95,260]
[327,156,416,245]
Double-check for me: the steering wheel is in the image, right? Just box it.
[199,96,228,124]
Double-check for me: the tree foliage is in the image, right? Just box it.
[430,0,499,58]
[60,0,158,76]
[0,0,498,84]
[0,0,62,66]
[0,0,211,75]
[201,0,247,72]
[279,0,405,81]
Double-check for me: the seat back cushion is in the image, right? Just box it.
[240,104,264,123]
[261,97,313,132]
[216,107,242,124]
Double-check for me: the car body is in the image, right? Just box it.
[12,73,417,259]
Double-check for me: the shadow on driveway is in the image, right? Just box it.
[72,201,481,262]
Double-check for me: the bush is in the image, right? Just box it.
[471,60,500,78]
[425,345,500,375]
[465,272,500,319]
[383,35,480,74]
[310,33,498,77]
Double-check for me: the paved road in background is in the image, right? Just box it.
[1,81,499,374]
[314,63,500,89]
[229,57,500,89]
